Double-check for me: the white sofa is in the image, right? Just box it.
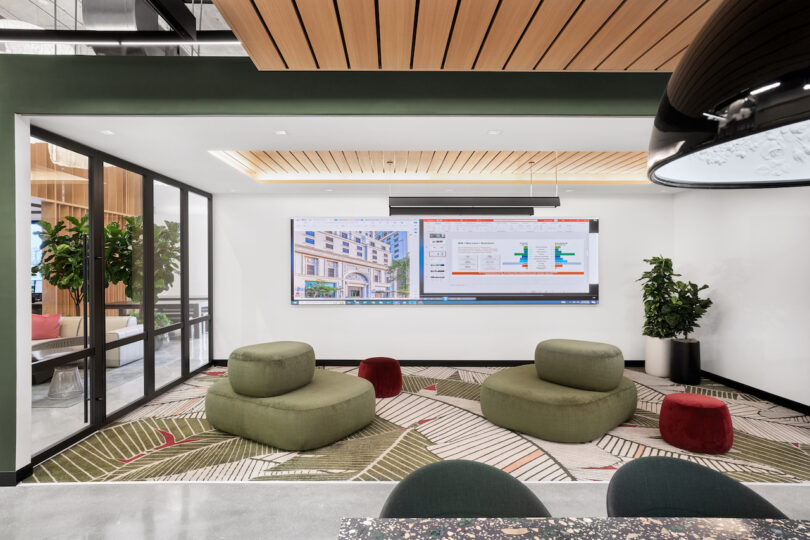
[32,315,145,368]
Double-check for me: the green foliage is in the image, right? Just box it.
[152,220,181,302]
[638,256,679,339]
[33,214,181,314]
[32,214,89,315]
[305,281,337,298]
[127,310,172,329]
[388,256,410,296]
[666,280,713,340]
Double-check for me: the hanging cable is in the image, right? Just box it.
[554,151,559,197]
[529,161,534,197]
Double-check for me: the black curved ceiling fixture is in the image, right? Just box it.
[648,0,810,188]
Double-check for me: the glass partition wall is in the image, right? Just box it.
[29,129,213,461]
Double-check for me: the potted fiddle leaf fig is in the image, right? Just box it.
[638,256,678,377]
[666,280,713,385]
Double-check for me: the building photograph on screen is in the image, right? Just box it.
[292,218,421,304]
[420,218,599,304]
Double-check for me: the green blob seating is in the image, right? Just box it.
[379,460,551,518]
[481,364,637,443]
[228,341,315,397]
[535,339,625,392]
[206,369,375,451]
[607,456,787,518]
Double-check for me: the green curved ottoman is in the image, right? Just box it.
[481,365,637,443]
[206,370,375,451]
[228,341,315,398]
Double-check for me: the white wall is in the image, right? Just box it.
[213,193,673,362]
[15,115,32,469]
[673,188,810,406]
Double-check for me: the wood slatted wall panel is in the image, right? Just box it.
[212,149,649,184]
[214,0,721,72]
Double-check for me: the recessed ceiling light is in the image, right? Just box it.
[486,130,502,136]
[100,130,115,136]
[565,189,574,193]
[324,188,334,192]
[444,188,454,192]
[274,130,288,136]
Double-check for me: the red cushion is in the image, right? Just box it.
[32,313,62,340]
[358,357,402,398]
[659,392,733,454]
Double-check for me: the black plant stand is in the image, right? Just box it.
[670,340,701,385]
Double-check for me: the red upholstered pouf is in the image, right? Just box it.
[358,357,402,398]
[659,392,733,454]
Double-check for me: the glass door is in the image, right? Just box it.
[153,181,183,389]
[29,137,96,454]
[187,192,210,371]
[28,128,214,465]
[102,163,147,414]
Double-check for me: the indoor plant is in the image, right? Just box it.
[32,215,89,315]
[666,280,713,385]
[638,256,678,376]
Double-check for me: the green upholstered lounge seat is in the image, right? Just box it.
[481,364,637,443]
[228,341,315,397]
[206,369,375,451]
[379,460,551,518]
[535,339,624,392]
[607,456,787,518]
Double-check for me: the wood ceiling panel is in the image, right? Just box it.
[288,151,314,173]
[406,151,420,174]
[343,150,362,173]
[213,0,285,70]
[598,0,706,71]
[331,151,351,174]
[417,151,433,174]
[216,149,649,183]
[412,0,458,69]
[656,47,686,72]
[252,0,316,69]
[535,0,624,71]
[357,151,373,173]
[443,0,500,70]
[505,0,580,71]
[295,0,347,69]
[225,0,720,72]
[566,0,665,71]
[628,0,723,71]
[379,0,416,70]
[336,0,378,69]
[474,0,541,71]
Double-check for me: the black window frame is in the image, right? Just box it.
[29,126,214,465]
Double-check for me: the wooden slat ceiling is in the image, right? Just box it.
[211,150,649,184]
[213,0,722,71]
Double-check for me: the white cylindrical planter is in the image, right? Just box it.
[644,336,672,377]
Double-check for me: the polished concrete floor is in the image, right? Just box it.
[0,482,807,539]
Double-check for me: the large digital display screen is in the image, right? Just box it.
[291,217,598,305]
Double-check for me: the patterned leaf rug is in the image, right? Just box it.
[25,366,810,483]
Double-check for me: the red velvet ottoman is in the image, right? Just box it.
[358,357,402,398]
[659,393,733,454]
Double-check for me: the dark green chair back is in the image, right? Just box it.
[379,460,551,518]
[607,456,787,518]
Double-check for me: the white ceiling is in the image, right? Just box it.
[28,115,674,196]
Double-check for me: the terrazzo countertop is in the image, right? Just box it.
[339,517,810,539]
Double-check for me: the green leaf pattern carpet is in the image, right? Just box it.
[26,366,810,483]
